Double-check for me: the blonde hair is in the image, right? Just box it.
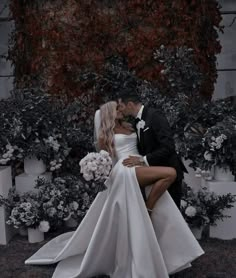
[98,101,117,156]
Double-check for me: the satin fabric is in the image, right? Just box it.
[25,133,204,277]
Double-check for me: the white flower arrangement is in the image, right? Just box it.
[200,121,235,173]
[181,188,209,228]
[44,136,61,152]
[0,144,24,165]
[181,184,236,228]
[38,177,71,224]
[209,134,227,151]
[79,150,112,181]
[35,175,106,227]
[0,190,49,230]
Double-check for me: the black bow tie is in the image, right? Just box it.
[135,118,141,125]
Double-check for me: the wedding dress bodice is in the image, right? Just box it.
[114,133,140,160]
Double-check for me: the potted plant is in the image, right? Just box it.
[0,89,71,176]
[197,187,236,227]
[181,185,209,239]
[35,170,108,228]
[181,184,236,239]
[0,188,50,243]
[202,118,236,181]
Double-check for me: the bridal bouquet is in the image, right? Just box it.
[79,150,112,182]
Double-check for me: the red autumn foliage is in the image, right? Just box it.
[9,0,222,98]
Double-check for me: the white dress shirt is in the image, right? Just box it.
[135,105,149,166]
[136,105,144,138]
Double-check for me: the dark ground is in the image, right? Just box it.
[0,229,236,278]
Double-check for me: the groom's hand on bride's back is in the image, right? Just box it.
[122,156,145,167]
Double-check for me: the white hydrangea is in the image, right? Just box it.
[39,220,50,232]
[72,201,79,211]
[185,206,197,217]
[210,134,227,150]
[44,136,60,152]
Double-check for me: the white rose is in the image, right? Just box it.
[6,144,12,150]
[39,221,50,232]
[83,173,93,181]
[72,201,79,210]
[221,134,227,140]
[47,207,57,216]
[204,151,212,161]
[180,200,187,208]
[8,148,14,154]
[185,206,197,217]
[100,150,109,156]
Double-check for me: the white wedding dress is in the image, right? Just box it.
[25,132,204,278]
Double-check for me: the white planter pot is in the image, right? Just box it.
[24,156,46,175]
[65,217,78,228]
[28,227,44,243]
[214,166,234,182]
[190,226,203,240]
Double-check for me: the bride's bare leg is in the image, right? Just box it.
[135,166,177,214]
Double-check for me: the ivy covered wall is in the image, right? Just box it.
[8,0,222,99]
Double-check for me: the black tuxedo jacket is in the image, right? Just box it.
[136,106,187,182]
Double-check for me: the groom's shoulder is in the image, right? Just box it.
[145,107,165,117]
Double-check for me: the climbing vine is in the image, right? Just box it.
[8,0,222,98]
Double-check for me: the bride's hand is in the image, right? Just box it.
[122,156,145,167]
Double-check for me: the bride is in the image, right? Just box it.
[25,101,204,278]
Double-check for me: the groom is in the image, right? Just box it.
[117,88,187,209]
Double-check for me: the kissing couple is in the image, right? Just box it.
[25,88,204,278]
